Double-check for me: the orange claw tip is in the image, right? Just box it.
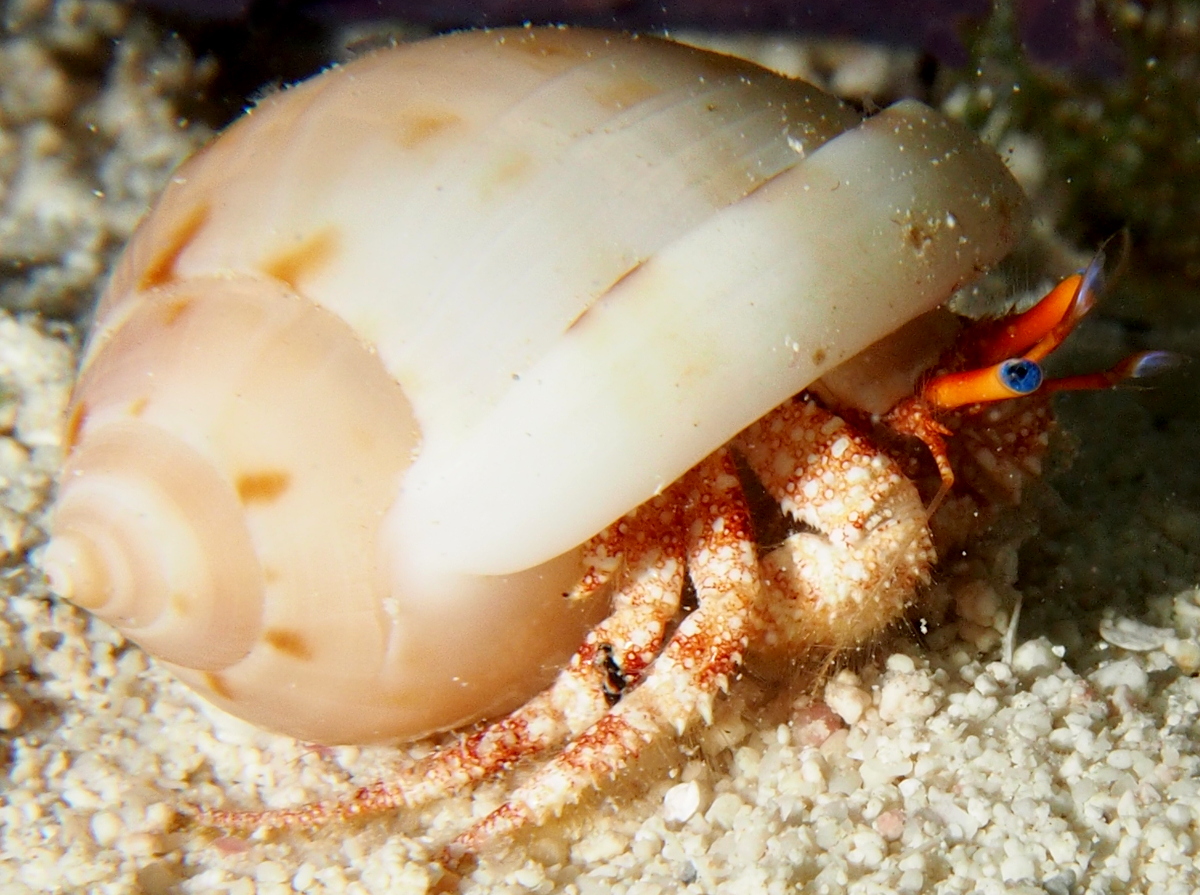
[922,357,1045,410]
[976,273,1082,364]
[1021,252,1108,364]
[976,244,1112,366]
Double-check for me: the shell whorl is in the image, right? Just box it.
[47,275,593,743]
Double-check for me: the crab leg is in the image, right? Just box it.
[737,397,934,653]
[197,489,690,832]
[442,448,761,861]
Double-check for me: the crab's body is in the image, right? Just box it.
[197,309,1063,861]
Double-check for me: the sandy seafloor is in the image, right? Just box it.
[3,3,1200,893]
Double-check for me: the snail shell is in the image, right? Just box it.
[44,28,1027,744]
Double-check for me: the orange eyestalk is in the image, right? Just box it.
[921,357,1044,410]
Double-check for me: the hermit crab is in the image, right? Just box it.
[40,27,1165,860]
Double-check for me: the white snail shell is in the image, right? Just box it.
[44,28,1027,745]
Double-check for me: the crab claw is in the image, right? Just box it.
[919,237,1163,412]
[920,258,1098,410]
[893,239,1177,506]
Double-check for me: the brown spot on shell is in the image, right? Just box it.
[811,347,828,366]
[63,401,87,453]
[264,628,313,661]
[159,296,194,326]
[235,470,291,504]
[204,672,233,700]
[138,204,209,291]
[127,396,149,417]
[394,110,461,149]
[169,592,190,616]
[261,228,339,292]
[586,74,660,110]
[478,150,532,200]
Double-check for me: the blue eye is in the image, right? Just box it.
[998,358,1044,395]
